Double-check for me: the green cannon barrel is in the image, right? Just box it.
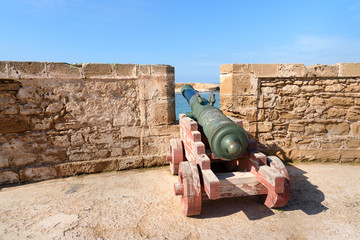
[181,84,248,160]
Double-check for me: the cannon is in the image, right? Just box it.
[181,84,248,160]
[167,85,290,216]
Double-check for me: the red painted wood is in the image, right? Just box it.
[172,115,290,216]
[167,138,184,175]
[264,156,290,208]
[177,161,202,216]
[202,169,220,199]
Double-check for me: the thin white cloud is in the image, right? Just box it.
[230,35,360,65]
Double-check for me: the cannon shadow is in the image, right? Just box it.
[195,163,327,219]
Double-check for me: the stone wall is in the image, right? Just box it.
[0,61,178,184]
[220,63,360,163]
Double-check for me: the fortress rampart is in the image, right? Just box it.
[0,62,178,184]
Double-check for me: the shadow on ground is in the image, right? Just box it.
[282,164,328,215]
[195,163,327,220]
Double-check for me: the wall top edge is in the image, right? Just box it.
[220,63,360,78]
[0,61,174,80]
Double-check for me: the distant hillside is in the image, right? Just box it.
[175,83,219,93]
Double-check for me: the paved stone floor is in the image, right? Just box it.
[0,163,359,240]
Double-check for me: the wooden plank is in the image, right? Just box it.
[202,169,219,199]
[252,165,284,193]
[219,183,267,198]
[217,171,267,198]
[217,171,258,185]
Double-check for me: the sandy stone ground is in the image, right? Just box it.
[0,163,359,240]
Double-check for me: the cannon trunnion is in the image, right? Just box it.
[167,86,290,216]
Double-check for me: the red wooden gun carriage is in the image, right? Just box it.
[167,85,290,216]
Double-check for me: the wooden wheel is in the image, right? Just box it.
[262,156,290,208]
[166,139,184,175]
[174,161,202,216]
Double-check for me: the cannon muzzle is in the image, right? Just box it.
[181,84,248,160]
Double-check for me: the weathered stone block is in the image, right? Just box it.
[325,97,354,106]
[301,149,340,162]
[0,116,28,133]
[220,64,251,74]
[252,64,278,77]
[351,122,360,137]
[220,74,233,95]
[234,96,258,108]
[122,138,140,156]
[0,171,19,184]
[324,84,344,92]
[147,101,175,125]
[47,62,82,78]
[19,166,57,182]
[326,123,350,135]
[83,63,113,79]
[19,104,42,115]
[346,138,360,148]
[309,97,325,106]
[305,124,327,135]
[45,102,63,114]
[301,85,322,92]
[144,125,180,137]
[233,74,258,95]
[304,64,339,77]
[258,122,273,132]
[53,135,71,148]
[118,156,143,170]
[8,62,46,79]
[137,65,151,77]
[0,92,16,104]
[338,63,360,76]
[68,152,92,162]
[88,132,115,145]
[55,159,118,177]
[0,62,7,78]
[346,107,360,121]
[326,108,346,119]
[55,121,82,131]
[143,136,169,156]
[121,126,143,138]
[151,65,175,76]
[288,123,305,132]
[138,77,171,100]
[321,139,344,149]
[96,149,110,158]
[114,64,137,78]
[30,117,53,131]
[261,87,277,96]
[143,155,167,167]
[231,107,257,122]
[279,112,302,120]
[281,85,300,95]
[16,86,42,103]
[344,83,360,93]
[278,64,304,77]
[38,148,67,164]
[0,153,9,168]
[1,107,19,115]
[0,79,21,91]
[110,148,122,157]
[340,150,360,162]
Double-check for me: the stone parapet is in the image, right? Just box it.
[220,63,360,163]
[0,61,177,185]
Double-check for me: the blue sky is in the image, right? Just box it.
[1,0,360,83]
